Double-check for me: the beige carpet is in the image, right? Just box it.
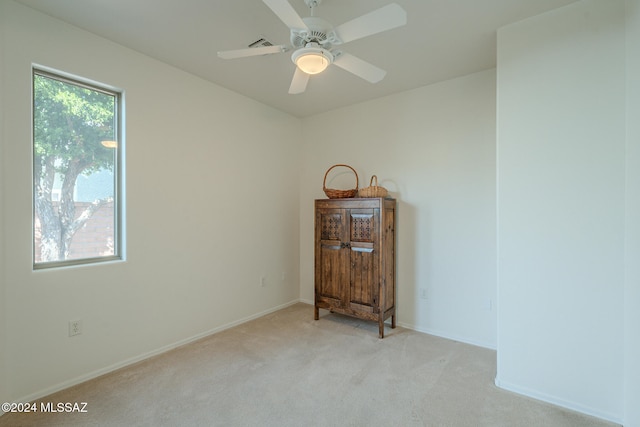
[0,303,618,427]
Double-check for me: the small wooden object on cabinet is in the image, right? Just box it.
[314,197,396,338]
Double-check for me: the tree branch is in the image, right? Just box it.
[68,196,114,237]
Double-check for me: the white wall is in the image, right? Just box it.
[0,1,301,402]
[300,70,497,349]
[496,0,626,422]
[625,1,640,425]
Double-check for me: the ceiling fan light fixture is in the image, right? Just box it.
[291,45,333,75]
[296,53,328,74]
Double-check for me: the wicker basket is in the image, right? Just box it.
[359,175,388,198]
[323,164,359,199]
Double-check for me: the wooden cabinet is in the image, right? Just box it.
[314,197,396,338]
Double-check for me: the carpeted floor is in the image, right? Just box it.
[0,303,619,427]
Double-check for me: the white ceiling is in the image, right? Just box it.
[16,0,579,118]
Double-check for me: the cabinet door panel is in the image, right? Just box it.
[350,248,377,308]
[350,210,377,243]
[349,209,379,309]
[320,212,343,241]
[319,242,347,301]
[316,208,348,304]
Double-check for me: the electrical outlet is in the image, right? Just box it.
[260,276,266,287]
[419,288,428,299]
[69,320,82,337]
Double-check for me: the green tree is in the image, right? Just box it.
[33,73,116,262]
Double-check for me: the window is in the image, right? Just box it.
[33,68,123,268]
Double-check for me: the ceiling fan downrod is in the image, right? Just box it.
[305,0,321,16]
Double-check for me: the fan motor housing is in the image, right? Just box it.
[291,16,340,49]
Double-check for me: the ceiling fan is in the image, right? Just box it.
[217,0,407,94]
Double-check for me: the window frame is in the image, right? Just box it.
[32,66,124,270]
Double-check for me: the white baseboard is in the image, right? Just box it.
[396,321,497,350]
[304,304,496,350]
[494,376,622,425]
[392,321,620,424]
[11,299,301,405]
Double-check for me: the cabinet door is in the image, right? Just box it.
[348,208,379,313]
[316,208,349,306]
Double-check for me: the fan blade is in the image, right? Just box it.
[333,3,406,44]
[217,45,286,59]
[289,67,310,94]
[333,52,386,83]
[263,0,308,30]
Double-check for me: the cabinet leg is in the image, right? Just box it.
[379,320,384,339]
[314,306,319,320]
[391,314,396,329]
